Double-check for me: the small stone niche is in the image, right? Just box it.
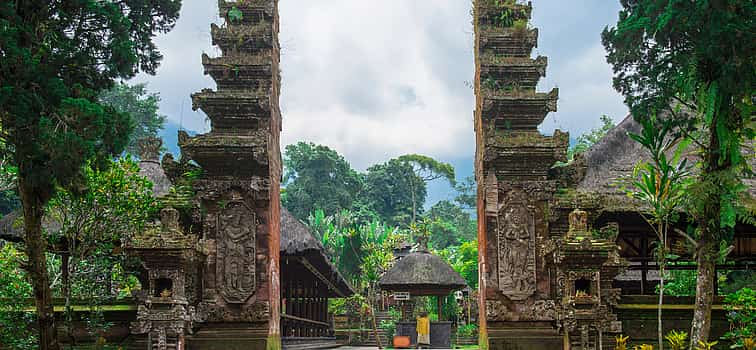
[155,278,173,298]
[574,278,591,297]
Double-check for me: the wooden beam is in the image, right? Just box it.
[296,256,346,297]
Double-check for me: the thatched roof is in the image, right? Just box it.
[379,250,467,295]
[280,207,355,297]
[0,210,62,243]
[577,116,644,195]
[577,115,755,198]
[138,159,171,197]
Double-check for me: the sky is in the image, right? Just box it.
[132,0,629,204]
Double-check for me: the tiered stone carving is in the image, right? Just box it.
[150,0,282,348]
[555,209,627,350]
[126,207,200,350]
[475,0,566,321]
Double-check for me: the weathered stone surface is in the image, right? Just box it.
[130,1,282,349]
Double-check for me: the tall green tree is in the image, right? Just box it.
[424,200,476,250]
[396,154,456,223]
[99,83,167,155]
[361,158,426,226]
[283,142,363,220]
[603,1,754,347]
[49,157,158,342]
[453,176,477,210]
[0,2,181,348]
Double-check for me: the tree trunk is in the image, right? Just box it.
[690,97,727,350]
[19,181,60,350]
[658,264,664,350]
[689,235,716,349]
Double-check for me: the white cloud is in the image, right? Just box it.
[133,0,628,170]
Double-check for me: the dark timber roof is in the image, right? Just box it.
[379,250,467,295]
[280,207,355,297]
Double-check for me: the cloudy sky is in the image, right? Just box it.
[132,0,628,201]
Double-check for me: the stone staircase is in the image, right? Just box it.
[360,311,392,347]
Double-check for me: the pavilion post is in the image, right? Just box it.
[437,296,444,321]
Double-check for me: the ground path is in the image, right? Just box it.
[334,347,473,350]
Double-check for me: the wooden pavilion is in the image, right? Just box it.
[280,208,355,349]
[379,241,467,348]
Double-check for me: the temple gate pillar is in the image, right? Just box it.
[179,1,282,349]
[473,1,568,349]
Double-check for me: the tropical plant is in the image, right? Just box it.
[633,345,654,350]
[361,158,426,226]
[694,340,718,350]
[627,116,692,349]
[615,334,630,350]
[567,115,616,162]
[743,337,755,350]
[666,330,689,350]
[0,243,36,350]
[0,2,181,347]
[49,157,157,342]
[424,200,476,250]
[603,2,755,346]
[722,288,756,349]
[457,324,478,338]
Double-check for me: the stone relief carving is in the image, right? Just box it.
[218,199,256,303]
[497,188,536,300]
[196,301,271,323]
[485,299,556,321]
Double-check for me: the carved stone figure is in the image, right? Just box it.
[497,190,536,300]
[218,201,256,303]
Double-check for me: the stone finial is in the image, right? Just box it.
[137,137,163,161]
[161,207,181,233]
[568,209,588,237]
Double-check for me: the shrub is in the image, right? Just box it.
[615,334,629,350]
[723,288,756,348]
[457,324,478,337]
[665,330,688,350]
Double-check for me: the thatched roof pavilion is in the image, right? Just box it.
[379,249,467,296]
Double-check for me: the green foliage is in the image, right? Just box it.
[0,243,36,349]
[424,200,476,250]
[694,340,718,350]
[457,324,478,337]
[99,83,167,156]
[361,158,426,226]
[306,208,406,288]
[438,240,479,289]
[722,288,756,349]
[567,115,616,161]
[603,2,754,343]
[453,176,477,210]
[0,2,180,346]
[283,142,363,221]
[666,330,688,350]
[48,157,157,339]
[661,269,697,297]
[227,7,243,23]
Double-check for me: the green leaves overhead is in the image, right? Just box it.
[283,142,363,221]
[99,83,167,156]
[228,7,244,23]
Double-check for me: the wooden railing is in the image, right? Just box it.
[281,313,332,338]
